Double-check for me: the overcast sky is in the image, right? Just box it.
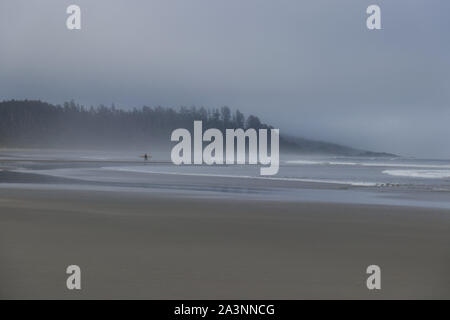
[1,0,449,157]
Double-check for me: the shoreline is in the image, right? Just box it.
[2,168,450,210]
[1,156,450,299]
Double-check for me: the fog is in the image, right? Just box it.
[1,0,449,157]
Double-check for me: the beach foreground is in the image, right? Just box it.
[1,187,449,299]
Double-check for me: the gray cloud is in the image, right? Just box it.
[1,0,449,157]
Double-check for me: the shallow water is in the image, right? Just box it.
[2,149,450,209]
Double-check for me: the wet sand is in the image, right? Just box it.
[1,186,449,299]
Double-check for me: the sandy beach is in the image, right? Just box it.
[1,185,449,299]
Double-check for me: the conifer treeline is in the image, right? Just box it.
[0,100,273,149]
[0,99,384,156]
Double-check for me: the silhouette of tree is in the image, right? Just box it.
[0,100,270,149]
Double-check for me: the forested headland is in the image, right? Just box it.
[0,99,392,156]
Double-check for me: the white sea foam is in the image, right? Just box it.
[383,169,450,179]
[102,166,379,186]
[359,163,450,168]
[328,161,359,166]
[285,159,450,169]
[284,160,325,165]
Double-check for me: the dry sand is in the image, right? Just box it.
[0,187,449,299]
